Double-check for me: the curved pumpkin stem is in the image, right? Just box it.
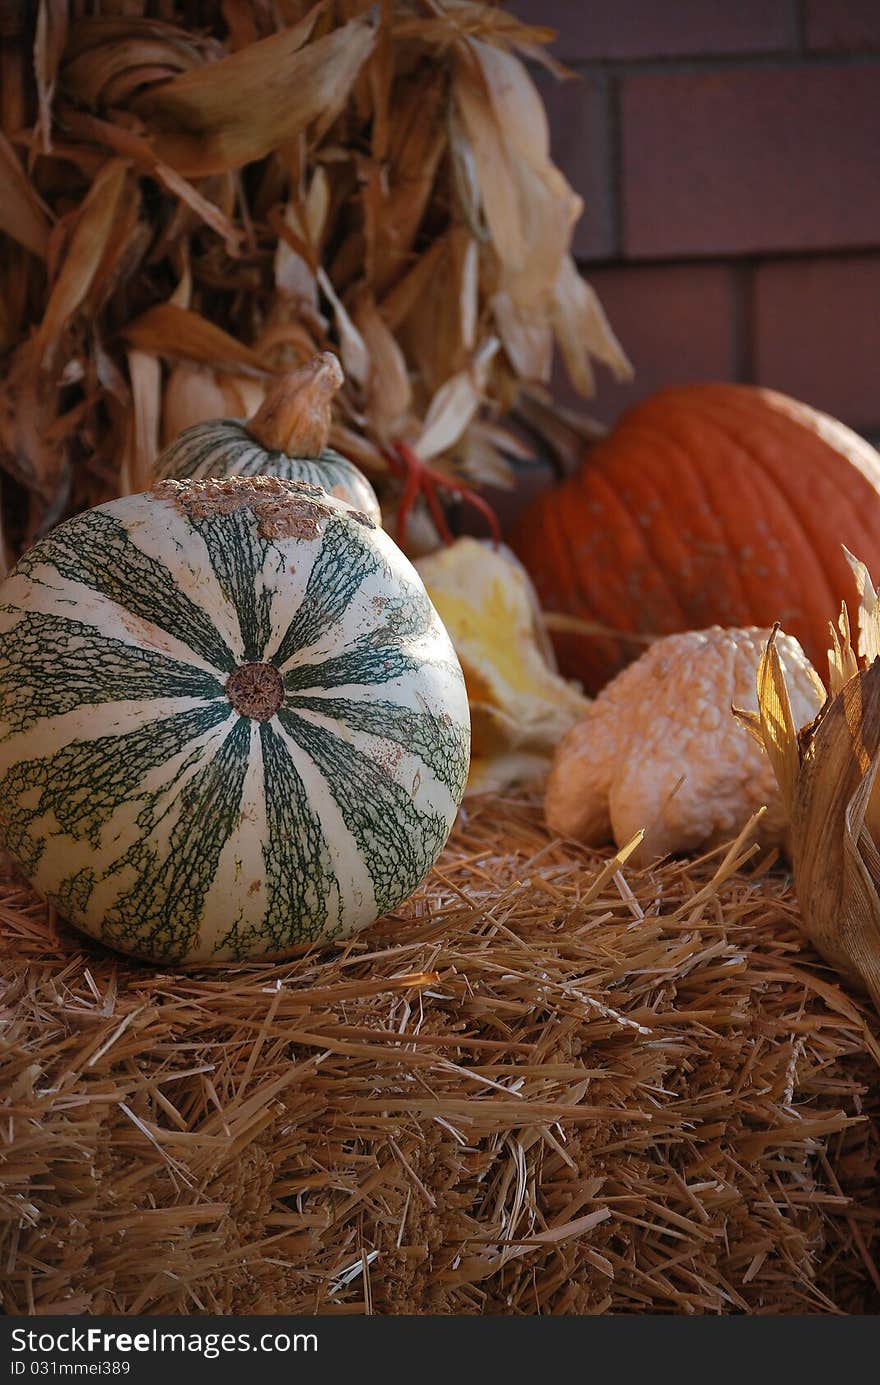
[387,441,502,550]
[247,352,343,458]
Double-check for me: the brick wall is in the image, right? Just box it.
[511,0,880,442]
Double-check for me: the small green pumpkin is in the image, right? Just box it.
[152,352,382,526]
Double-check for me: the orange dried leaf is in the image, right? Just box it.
[353,291,411,434]
[34,0,68,152]
[35,158,130,366]
[0,133,51,259]
[122,303,268,373]
[552,256,632,396]
[134,10,373,176]
[380,239,448,333]
[120,348,161,496]
[414,339,499,461]
[316,268,370,389]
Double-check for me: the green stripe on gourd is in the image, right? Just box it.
[152,354,382,526]
[285,694,470,797]
[0,608,223,737]
[270,514,383,666]
[99,716,253,960]
[0,700,233,874]
[16,509,237,673]
[0,451,469,963]
[277,706,450,917]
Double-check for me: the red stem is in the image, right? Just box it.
[387,440,502,549]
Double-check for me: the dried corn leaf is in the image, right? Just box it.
[134,11,373,176]
[755,628,801,815]
[458,40,580,311]
[353,290,411,435]
[61,37,198,109]
[748,556,880,1017]
[493,290,553,384]
[61,16,217,70]
[380,239,448,333]
[828,603,859,697]
[553,256,632,396]
[414,338,499,462]
[0,340,68,501]
[161,365,266,445]
[161,363,228,446]
[274,199,319,305]
[454,51,528,276]
[845,546,880,666]
[793,662,880,1009]
[80,114,244,251]
[400,227,478,397]
[35,0,69,152]
[120,348,161,496]
[317,267,370,389]
[122,304,268,373]
[368,69,447,292]
[0,1,626,554]
[0,133,51,258]
[35,158,130,366]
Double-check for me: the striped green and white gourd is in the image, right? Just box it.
[0,476,469,963]
[152,352,382,527]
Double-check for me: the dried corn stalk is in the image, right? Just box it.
[740,549,880,1015]
[0,0,630,558]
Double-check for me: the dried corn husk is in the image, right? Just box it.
[741,550,880,1014]
[0,1,630,562]
[416,537,589,793]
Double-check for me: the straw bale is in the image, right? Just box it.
[1,791,878,1315]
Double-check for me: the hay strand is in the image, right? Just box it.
[1,791,878,1315]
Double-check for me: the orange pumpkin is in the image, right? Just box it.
[509,384,880,695]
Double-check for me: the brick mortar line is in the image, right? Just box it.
[603,72,622,259]
[559,51,880,77]
[577,246,880,272]
[731,263,754,384]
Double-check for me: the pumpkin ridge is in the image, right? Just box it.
[677,392,844,651]
[282,636,429,695]
[717,386,880,574]
[599,422,746,630]
[0,478,469,962]
[608,416,755,623]
[587,452,696,626]
[667,384,880,658]
[508,483,605,682]
[155,419,264,480]
[184,501,277,664]
[153,417,382,524]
